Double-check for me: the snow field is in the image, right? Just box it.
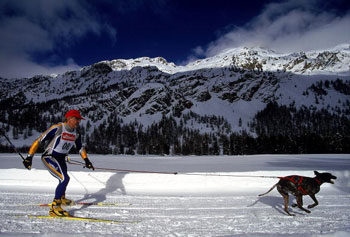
[0,154,349,236]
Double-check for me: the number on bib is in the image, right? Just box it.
[62,142,72,151]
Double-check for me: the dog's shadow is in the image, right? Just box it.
[69,172,127,215]
[248,196,304,216]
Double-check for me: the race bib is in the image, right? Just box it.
[53,128,76,154]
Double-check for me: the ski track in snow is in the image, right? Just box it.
[0,154,349,236]
[1,193,349,236]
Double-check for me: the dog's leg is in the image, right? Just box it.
[307,194,319,209]
[296,194,311,213]
[292,194,303,208]
[277,184,295,216]
[281,193,294,216]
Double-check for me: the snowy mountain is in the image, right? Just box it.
[0,44,349,154]
[91,44,350,75]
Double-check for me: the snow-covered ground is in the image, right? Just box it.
[0,153,349,236]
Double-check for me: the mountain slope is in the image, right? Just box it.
[0,45,349,154]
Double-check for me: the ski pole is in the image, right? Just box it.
[0,130,25,161]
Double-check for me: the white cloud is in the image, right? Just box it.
[193,0,350,60]
[0,55,80,79]
[178,46,206,66]
[193,46,205,56]
[0,0,116,79]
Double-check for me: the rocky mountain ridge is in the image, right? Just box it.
[0,45,349,154]
[99,44,350,75]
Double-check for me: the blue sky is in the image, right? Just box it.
[0,0,349,78]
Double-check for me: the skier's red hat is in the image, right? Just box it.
[65,110,85,120]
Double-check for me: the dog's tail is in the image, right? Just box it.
[258,184,277,197]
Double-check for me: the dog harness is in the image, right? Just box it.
[279,176,321,195]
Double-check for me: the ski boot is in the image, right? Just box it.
[49,199,70,217]
[61,195,75,206]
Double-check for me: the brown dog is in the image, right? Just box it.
[258,171,337,216]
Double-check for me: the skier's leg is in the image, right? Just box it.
[53,157,70,200]
[41,155,70,216]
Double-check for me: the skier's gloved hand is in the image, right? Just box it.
[84,158,94,170]
[23,155,33,170]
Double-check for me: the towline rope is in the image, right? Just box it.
[67,158,279,179]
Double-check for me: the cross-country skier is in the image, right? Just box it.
[23,110,94,217]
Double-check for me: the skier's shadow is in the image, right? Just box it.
[70,172,127,215]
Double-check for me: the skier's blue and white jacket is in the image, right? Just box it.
[28,122,88,160]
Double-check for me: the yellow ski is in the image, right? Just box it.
[15,202,131,207]
[21,215,136,224]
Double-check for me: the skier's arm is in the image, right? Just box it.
[75,135,94,170]
[28,125,59,156]
[23,125,60,170]
[75,135,87,159]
